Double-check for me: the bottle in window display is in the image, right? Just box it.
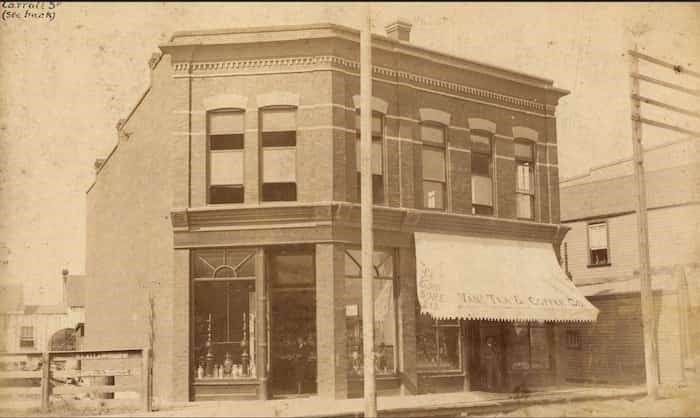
[223,352,233,377]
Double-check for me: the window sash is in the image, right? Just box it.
[261,108,297,132]
[421,124,445,145]
[514,141,534,161]
[209,111,244,135]
[355,139,383,175]
[472,175,493,206]
[516,193,534,219]
[588,223,608,250]
[210,150,244,186]
[20,327,33,339]
[422,147,446,182]
[423,180,445,210]
[355,114,383,136]
[262,147,296,183]
[470,134,491,154]
[516,162,534,194]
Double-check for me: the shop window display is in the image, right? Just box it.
[344,249,397,376]
[416,313,461,371]
[505,322,551,370]
[192,249,257,380]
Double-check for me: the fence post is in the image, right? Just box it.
[40,352,50,412]
[141,347,152,412]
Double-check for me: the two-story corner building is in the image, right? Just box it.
[560,137,700,385]
[83,22,597,405]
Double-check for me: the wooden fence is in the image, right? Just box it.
[0,348,152,412]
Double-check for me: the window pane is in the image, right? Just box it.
[471,152,492,176]
[472,175,493,206]
[261,108,296,132]
[529,326,550,369]
[262,182,297,201]
[472,205,493,216]
[345,278,396,376]
[421,125,444,145]
[514,141,533,160]
[422,148,445,182]
[263,148,296,183]
[210,151,244,185]
[423,180,445,209]
[516,162,534,193]
[355,139,383,174]
[194,281,256,378]
[209,111,244,135]
[471,134,491,154]
[210,134,244,150]
[506,323,531,370]
[416,313,460,370]
[437,326,460,369]
[590,248,609,265]
[270,252,315,287]
[516,193,534,219]
[588,223,608,250]
[209,185,244,204]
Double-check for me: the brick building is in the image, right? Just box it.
[84,22,596,405]
[560,137,700,385]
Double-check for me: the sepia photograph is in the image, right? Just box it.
[0,2,698,417]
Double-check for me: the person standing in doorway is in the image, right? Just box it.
[484,336,502,391]
[292,336,310,394]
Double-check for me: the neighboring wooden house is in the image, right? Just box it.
[0,274,86,353]
[560,137,700,385]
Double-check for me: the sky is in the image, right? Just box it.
[0,2,698,305]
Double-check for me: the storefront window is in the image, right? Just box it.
[416,313,461,371]
[344,249,396,376]
[505,322,551,371]
[192,249,257,380]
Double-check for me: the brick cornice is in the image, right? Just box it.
[170,202,564,245]
[171,55,553,116]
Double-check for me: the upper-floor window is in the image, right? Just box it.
[261,107,297,202]
[588,221,610,266]
[208,110,245,204]
[515,140,535,220]
[20,326,34,348]
[471,133,493,215]
[421,123,447,210]
[355,113,384,204]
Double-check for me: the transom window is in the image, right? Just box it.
[515,140,535,220]
[471,133,494,215]
[421,123,447,210]
[588,222,610,266]
[355,113,384,205]
[261,107,297,202]
[207,110,245,204]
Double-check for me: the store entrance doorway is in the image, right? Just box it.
[269,289,317,397]
[267,249,317,398]
[469,322,506,392]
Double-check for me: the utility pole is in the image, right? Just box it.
[360,4,377,417]
[627,46,700,399]
[629,45,660,399]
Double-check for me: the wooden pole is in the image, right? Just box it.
[141,347,153,412]
[360,5,377,417]
[40,352,50,412]
[629,46,660,399]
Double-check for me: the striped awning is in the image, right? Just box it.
[415,232,599,322]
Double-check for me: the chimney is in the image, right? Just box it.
[385,19,412,42]
[61,268,69,307]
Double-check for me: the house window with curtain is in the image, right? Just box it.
[515,140,535,220]
[588,221,610,266]
[355,113,384,205]
[471,133,493,215]
[416,312,462,371]
[208,110,245,204]
[421,123,446,210]
[261,107,297,201]
[344,248,396,376]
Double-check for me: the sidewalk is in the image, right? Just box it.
[110,385,647,417]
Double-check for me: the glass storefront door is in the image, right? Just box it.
[268,249,317,397]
